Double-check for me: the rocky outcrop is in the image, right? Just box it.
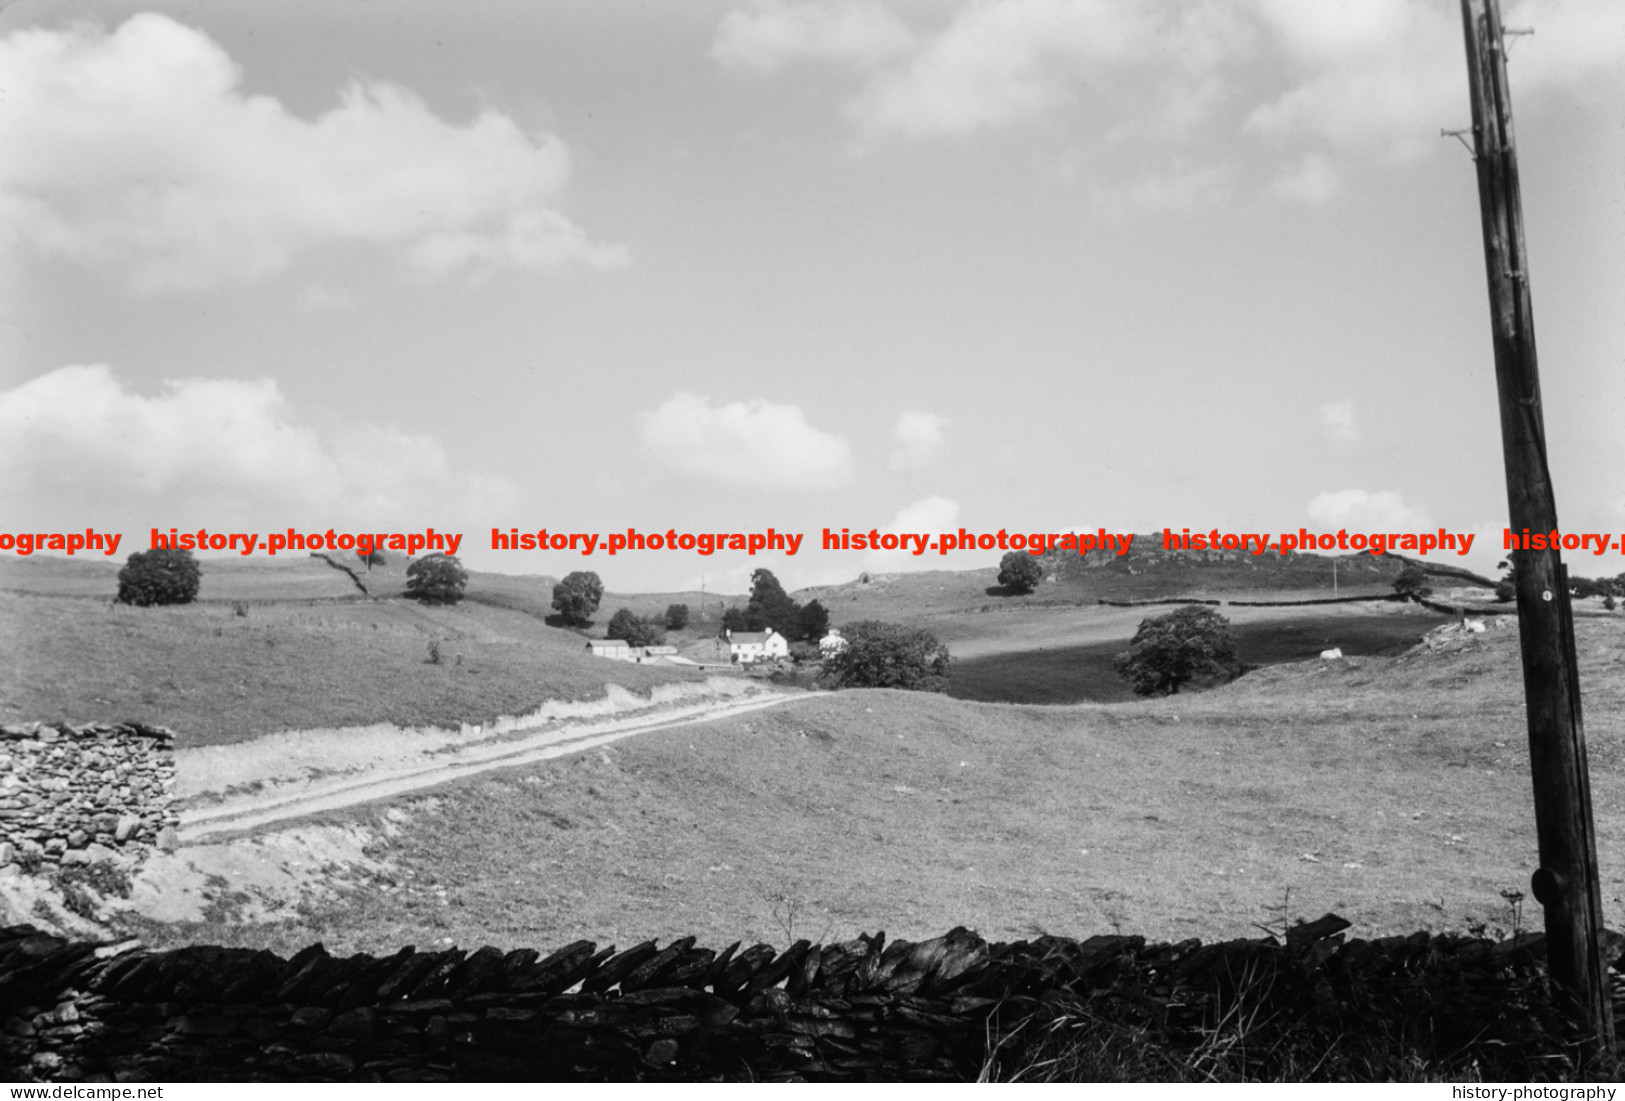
[0,722,178,872]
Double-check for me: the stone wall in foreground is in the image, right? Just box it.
[0,722,178,871]
[0,917,1592,1083]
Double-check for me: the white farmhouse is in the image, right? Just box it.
[726,628,789,664]
[586,638,632,661]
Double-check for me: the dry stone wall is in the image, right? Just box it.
[0,722,178,872]
[0,917,1600,1082]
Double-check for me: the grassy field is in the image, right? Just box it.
[0,588,702,745]
[121,616,1625,966]
[949,607,1453,705]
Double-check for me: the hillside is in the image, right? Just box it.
[0,569,704,746]
[1041,535,1497,599]
[123,615,1625,959]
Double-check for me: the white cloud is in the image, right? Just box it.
[1270,152,1340,204]
[1307,488,1431,531]
[0,14,625,293]
[712,0,914,72]
[0,365,518,532]
[890,410,948,471]
[1502,0,1625,96]
[1318,400,1360,444]
[638,392,853,492]
[861,495,963,573]
[848,0,1152,140]
[1245,0,1464,159]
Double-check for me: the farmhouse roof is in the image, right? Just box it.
[728,630,776,645]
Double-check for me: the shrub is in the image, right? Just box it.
[607,608,665,647]
[820,620,951,692]
[406,554,467,604]
[665,603,690,631]
[1392,564,1433,600]
[1112,606,1242,697]
[117,548,201,606]
[552,571,604,626]
[998,551,1044,594]
[1605,595,1617,611]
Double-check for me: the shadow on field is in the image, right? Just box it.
[947,609,1452,705]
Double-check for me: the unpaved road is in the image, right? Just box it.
[178,685,806,844]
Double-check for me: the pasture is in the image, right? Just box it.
[0,587,700,746]
[948,606,1454,704]
[120,617,1625,970]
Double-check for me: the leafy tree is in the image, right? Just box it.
[1112,606,1242,697]
[1495,557,1517,603]
[721,607,748,634]
[1605,594,1617,612]
[746,568,802,636]
[607,608,665,647]
[117,547,201,607]
[820,620,951,692]
[405,554,467,604]
[798,599,830,641]
[1392,564,1432,600]
[998,551,1043,594]
[665,603,690,631]
[359,549,387,571]
[552,571,604,626]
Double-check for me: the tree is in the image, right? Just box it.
[721,607,747,634]
[798,599,830,641]
[1392,564,1433,600]
[359,549,387,572]
[117,547,201,607]
[665,603,690,631]
[607,608,665,647]
[998,551,1043,595]
[1495,557,1518,603]
[552,571,604,626]
[1112,606,1242,697]
[820,620,951,692]
[406,554,467,604]
[746,568,801,636]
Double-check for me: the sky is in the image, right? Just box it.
[1,0,1621,594]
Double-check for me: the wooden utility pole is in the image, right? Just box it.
[1458,0,1614,1054]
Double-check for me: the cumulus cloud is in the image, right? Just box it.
[1318,400,1360,444]
[849,0,1153,139]
[1248,0,1622,159]
[890,410,948,472]
[712,0,914,72]
[860,495,963,573]
[0,14,625,293]
[0,365,518,531]
[1307,488,1431,531]
[1270,152,1340,204]
[1245,0,1465,159]
[638,392,853,492]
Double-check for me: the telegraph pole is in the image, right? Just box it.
[1458,0,1614,1053]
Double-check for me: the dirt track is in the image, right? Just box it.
[177,683,806,844]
